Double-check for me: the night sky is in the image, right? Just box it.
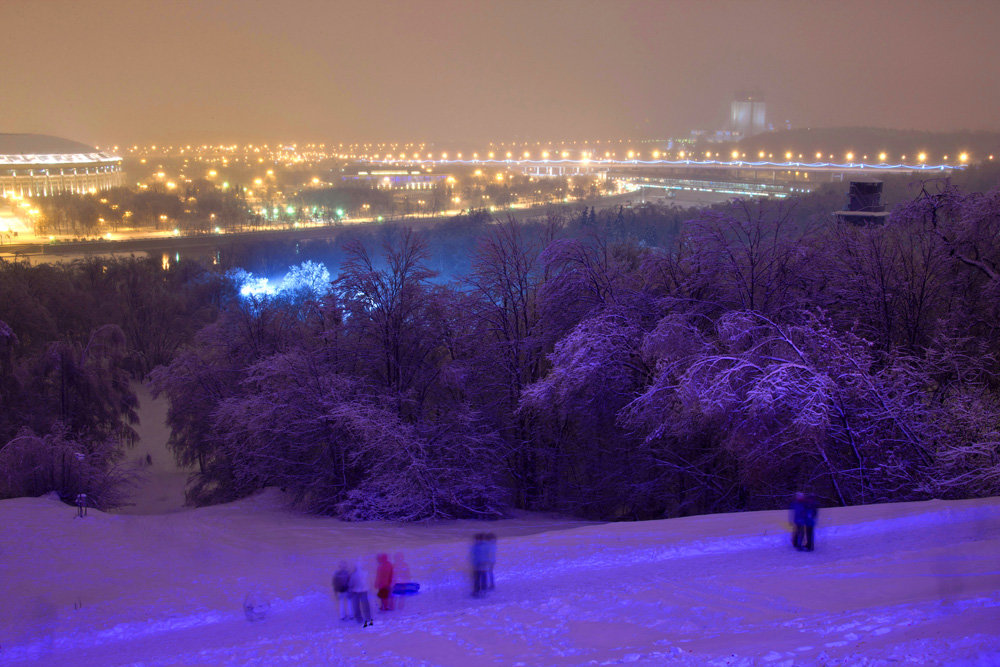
[2,0,998,145]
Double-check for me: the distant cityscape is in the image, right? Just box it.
[1,95,996,252]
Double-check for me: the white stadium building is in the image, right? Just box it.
[0,133,124,198]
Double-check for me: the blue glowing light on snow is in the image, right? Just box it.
[231,261,332,301]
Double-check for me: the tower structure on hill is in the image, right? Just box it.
[836,180,891,225]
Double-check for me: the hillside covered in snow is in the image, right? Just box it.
[2,491,999,666]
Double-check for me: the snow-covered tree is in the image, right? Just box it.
[624,311,942,508]
[519,308,655,517]
[0,324,137,506]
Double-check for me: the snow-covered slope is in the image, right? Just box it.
[114,384,193,516]
[2,490,998,666]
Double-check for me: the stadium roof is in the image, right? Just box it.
[0,134,120,166]
[0,133,102,155]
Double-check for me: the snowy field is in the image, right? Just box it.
[3,491,1000,666]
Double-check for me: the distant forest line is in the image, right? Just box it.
[3,165,1000,520]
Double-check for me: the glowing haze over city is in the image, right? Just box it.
[2,0,1000,145]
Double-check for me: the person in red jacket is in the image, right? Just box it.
[375,553,394,611]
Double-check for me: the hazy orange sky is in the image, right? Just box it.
[2,0,998,145]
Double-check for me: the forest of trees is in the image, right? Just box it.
[0,256,232,506]
[3,176,1000,521]
[33,182,251,237]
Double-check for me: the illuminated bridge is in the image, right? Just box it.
[371,157,965,180]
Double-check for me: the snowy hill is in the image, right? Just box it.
[2,490,999,666]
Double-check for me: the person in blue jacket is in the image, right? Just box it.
[471,534,489,597]
[790,491,819,551]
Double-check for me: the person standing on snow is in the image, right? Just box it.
[349,561,373,627]
[484,533,497,591]
[75,493,88,518]
[332,561,352,621]
[391,553,412,610]
[375,553,394,611]
[471,534,489,597]
[790,492,819,551]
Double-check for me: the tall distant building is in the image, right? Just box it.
[730,92,767,137]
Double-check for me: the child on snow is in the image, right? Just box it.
[392,553,412,609]
[332,561,352,621]
[375,553,394,611]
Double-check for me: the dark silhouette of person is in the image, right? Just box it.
[75,493,88,518]
[790,491,819,551]
[471,533,489,597]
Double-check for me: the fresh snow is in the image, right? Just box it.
[2,490,999,666]
[114,384,193,516]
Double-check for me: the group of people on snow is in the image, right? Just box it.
[324,493,817,632]
[332,552,414,628]
[330,533,500,628]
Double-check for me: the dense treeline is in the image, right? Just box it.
[152,180,1000,520]
[35,182,249,237]
[4,178,1000,520]
[0,257,233,505]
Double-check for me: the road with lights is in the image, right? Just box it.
[369,157,966,177]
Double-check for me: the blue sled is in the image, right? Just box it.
[392,582,420,596]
